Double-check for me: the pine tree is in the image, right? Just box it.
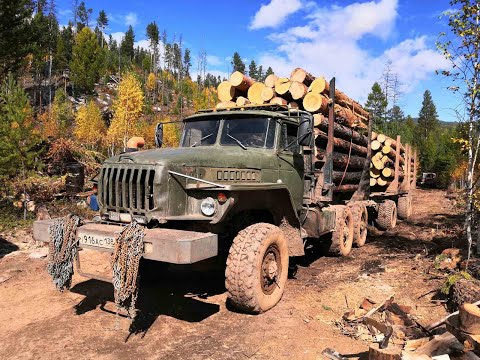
[257,65,264,82]
[146,21,159,73]
[248,60,258,80]
[71,27,104,93]
[76,1,92,31]
[265,66,274,77]
[55,23,74,71]
[0,76,42,178]
[231,52,245,73]
[121,26,135,62]
[183,49,191,78]
[0,0,33,80]
[365,82,388,131]
[96,10,108,47]
[107,73,144,152]
[74,100,106,149]
[417,90,439,138]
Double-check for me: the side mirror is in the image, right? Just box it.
[298,115,312,146]
[155,123,163,148]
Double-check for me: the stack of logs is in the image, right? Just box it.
[370,132,404,189]
[217,68,369,129]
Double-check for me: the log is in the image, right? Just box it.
[308,77,329,94]
[230,71,254,92]
[370,168,381,178]
[270,97,288,105]
[377,177,388,186]
[427,300,480,331]
[451,278,480,311]
[334,184,359,192]
[264,74,278,88]
[314,128,368,157]
[332,151,367,171]
[290,67,315,85]
[335,90,370,121]
[261,86,276,102]
[382,145,392,155]
[370,178,377,186]
[290,81,308,100]
[247,82,266,104]
[384,138,393,147]
[236,96,251,106]
[289,101,299,109]
[274,77,291,96]
[303,93,329,113]
[314,114,368,147]
[217,81,237,102]
[334,104,365,128]
[368,343,401,360]
[382,167,393,178]
[333,170,363,184]
[371,140,382,151]
[377,133,387,143]
[459,303,480,334]
[371,131,378,140]
[216,101,236,109]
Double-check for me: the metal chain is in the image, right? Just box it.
[47,214,81,291]
[111,221,144,318]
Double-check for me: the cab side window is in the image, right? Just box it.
[280,122,300,154]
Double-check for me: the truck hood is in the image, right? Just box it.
[105,146,277,170]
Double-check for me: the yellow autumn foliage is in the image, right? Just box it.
[40,89,74,139]
[107,73,144,150]
[74,100,106,149]
[146,73,156,92]
[136,116,180,148]
[193,86,218,112]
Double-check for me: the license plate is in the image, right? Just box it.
[78,233,115,249]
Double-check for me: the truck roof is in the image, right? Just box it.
[187,104,309,124]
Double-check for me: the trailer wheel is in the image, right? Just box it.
[225,223,288,314]
[350,204,368,247]
[329,206,354,256]
[377,200,397,230]
[397,195,412,220]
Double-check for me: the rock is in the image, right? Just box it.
[29,248,48,259]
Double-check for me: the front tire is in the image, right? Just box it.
[225,223,289,314]
[350,204,368,247]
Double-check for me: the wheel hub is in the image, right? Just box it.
[261,245,280,294]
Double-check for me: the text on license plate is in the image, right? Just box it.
[78,233,115,249]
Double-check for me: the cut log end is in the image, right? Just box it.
[230,71,254,91]
[235,96,251,107]
[247,82,266,105]
[368,343,401,360]
[270,97,288,105]
[275,77,291,95]
[290,81,308,100]
[216,101,236,109]
[264,74,278,88]
[303,92,328,113]
[308,77,328,94]
[261,86,276,102]
[217,81,236,102]
[290,67,315,85]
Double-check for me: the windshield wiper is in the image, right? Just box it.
[227,134,247,150]
[191,133,213,147]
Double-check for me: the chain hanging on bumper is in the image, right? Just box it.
[47,214,82,291]
[111,221,144,318]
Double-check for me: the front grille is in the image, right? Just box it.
[99,165,155,212]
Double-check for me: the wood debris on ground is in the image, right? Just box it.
[329,295,480,360]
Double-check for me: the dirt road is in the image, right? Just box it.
[0,189,463,359]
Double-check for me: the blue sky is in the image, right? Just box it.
[56,0,461,122]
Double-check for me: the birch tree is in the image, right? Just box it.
[437,0,480,257]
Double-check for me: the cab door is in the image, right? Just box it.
[277,121,304,209]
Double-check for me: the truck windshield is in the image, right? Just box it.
[221,118,276,149]
[182,119,220,147]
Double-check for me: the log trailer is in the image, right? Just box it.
[33,78,417,314]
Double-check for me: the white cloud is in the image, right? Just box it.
[135,39,151,51]
[125,12,138,27]
[249,0,302,30]
[255,0,449,103]
[110,32,125,44]
[207,55,222,66]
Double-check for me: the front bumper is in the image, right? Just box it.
[33,219,218,264]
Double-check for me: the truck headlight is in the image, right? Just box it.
[200,197,216,216]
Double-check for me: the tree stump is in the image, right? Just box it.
[368,344,401,360]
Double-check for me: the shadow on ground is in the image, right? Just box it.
[70,258,225,340]
[0,237,19,259]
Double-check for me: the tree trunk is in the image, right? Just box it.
[274,77,291,96]
[308,77,329,94]
[303,93,329,113]
[217,81,238,102]
[333,170,363,184]
[314,128,368,157]
[459,303,480,333]
[314,114,368,147]
[334,184,359,192]
[334,104,366,128]
[261,86,276,102]
[247,82,266,104]
[331,151,367,171]
[290,67,315,85]
[230,71,254,92]
[368,344,401,360]
[289,81,308,100]
[264,74,278,88]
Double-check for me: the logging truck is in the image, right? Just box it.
[33,77,417,314]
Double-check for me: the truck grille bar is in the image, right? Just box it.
[99,165,155,212]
